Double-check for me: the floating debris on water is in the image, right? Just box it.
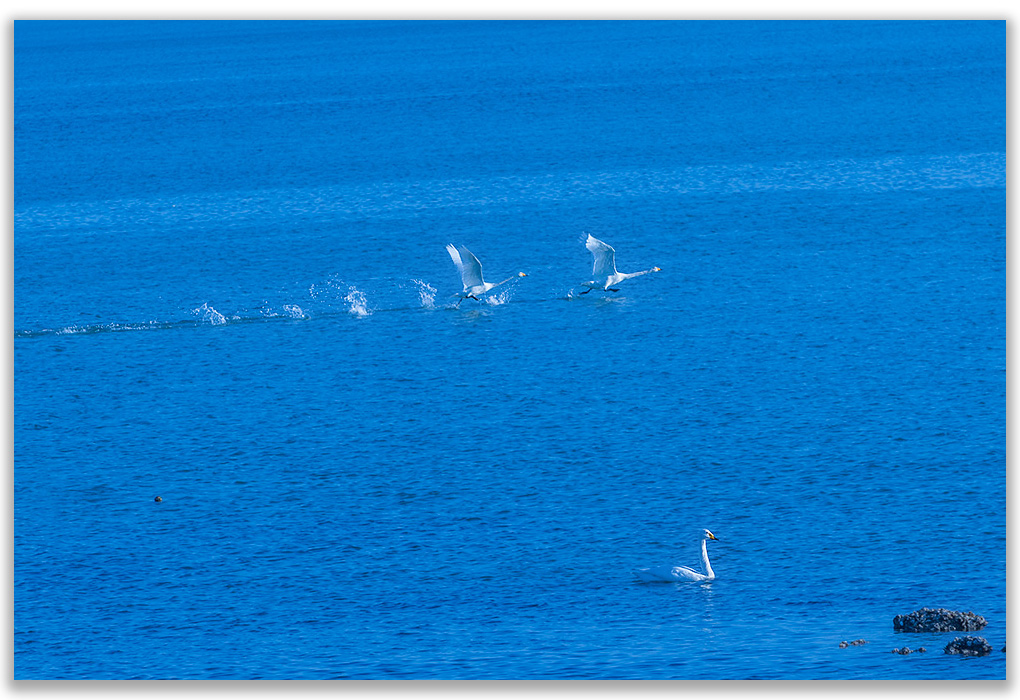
[839,639,868,648]
[893,607,987,633]
[944,636,993,656]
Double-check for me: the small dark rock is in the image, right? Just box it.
[917,647,927,653]
[839,639,868,648]
[154,496,163,502]
[944,636,993,656]
[892,647,913,655]
[893,607,987,633]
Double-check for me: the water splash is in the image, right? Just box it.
[193,303,227,325]
[484,288,514,306]
[257,302,307,319]
[309,275,369,317]
[410,279,437,309]
[345,286,371,317]
[309,275,348,306]
[54,325,88,335]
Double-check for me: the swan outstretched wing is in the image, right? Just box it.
[586,234,618,278]
[446,244,485,289]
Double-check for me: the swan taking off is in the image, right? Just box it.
[635,529,719,582]
[446,244,527,306]
[580,234,661,293]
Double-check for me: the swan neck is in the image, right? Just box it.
[620,268,655,281]
[701,538,715,579]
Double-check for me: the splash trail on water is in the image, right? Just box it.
[410,279,437,309]
[345,286,371,317]
[193,302,229,326]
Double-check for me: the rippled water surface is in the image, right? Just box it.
[14,20,1005,679]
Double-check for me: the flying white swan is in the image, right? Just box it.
[635,529,719,582]
[446,244,527,306]
[579,234,661,294]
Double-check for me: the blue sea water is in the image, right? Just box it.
[12,20,1005,680]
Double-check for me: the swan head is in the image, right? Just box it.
[652,267,662,272]
[517,272,528,277]
[702,529,718,541]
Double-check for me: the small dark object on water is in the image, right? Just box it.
[839,639,868,648]
[154,496,162,502]
[944,636,993,656]
[893,607,987,633]
[892,647,913,655]
[917,647,927,653]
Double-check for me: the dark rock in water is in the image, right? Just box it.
[839,639,868,648]
[944,636,993,656]
[893,607,987,632]
[892,647,913,655]
[917,647,927,653]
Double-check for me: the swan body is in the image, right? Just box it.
[635,529,719,582]
[446,244,526,305]
[580,234,661,293]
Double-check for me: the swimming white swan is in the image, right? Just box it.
[446,244,526,306]
[635,529,719,582]
[579,234,661,293]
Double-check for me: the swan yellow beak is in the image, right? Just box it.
[707,532,718,540]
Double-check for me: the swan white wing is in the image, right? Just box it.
[447,244,485,289]
[635,565,706,582]
[446,243,463,269]
[634,565,676,582]
[670,566,706,581]
[586,234,618,278]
